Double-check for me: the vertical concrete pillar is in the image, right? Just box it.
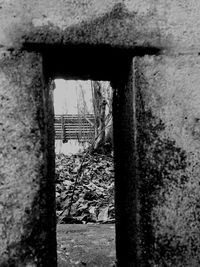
[0,50,57,266]
[134,54,200,266]
[113,53,200,266]
[112,58,138,267]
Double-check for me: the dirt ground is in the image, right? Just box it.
[57,224,116,267]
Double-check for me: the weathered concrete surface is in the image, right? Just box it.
[0,51,57,266]
[0,0,200,53]
[134,55,200,266]
[1,0,200,266]
[112,58,138,267]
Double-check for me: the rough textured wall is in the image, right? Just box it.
[0,50,57,266]
[0,0,200,266]
[135,55,200,266]
[0,0,200,52]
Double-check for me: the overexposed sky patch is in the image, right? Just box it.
[53,79,93,114]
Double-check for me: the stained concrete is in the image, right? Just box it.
[1,0,200,266]
[0,51,56,266]
[0,1,200,53]
[134,55,200,266]
[112,54,200,266]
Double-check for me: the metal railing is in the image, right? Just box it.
[54,114,95,143]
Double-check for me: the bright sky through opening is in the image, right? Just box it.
[53,79,93,115]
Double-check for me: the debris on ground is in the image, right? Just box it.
[55,151,115,224]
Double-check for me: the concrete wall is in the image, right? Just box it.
[1,0,200,52]
[0,51,57,265]
[1,0,200,266]
[135,55,200,266]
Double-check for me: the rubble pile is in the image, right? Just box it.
[55,151,115,224]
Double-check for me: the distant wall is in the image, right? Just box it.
[55,140,89,155]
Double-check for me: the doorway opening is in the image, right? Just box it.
[53,78,115,265]
[42,43,136,266]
